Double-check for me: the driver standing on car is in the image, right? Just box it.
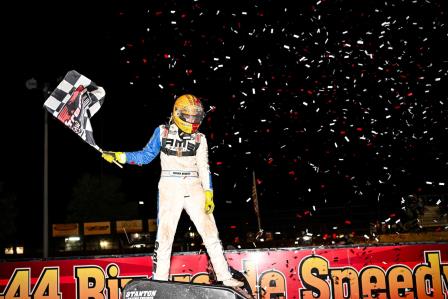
[102,94,244,288]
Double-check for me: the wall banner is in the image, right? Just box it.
[84,222,111,236]
[1,243,448,299]
[52,223,79,237]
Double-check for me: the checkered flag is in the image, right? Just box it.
[43,70,105,151]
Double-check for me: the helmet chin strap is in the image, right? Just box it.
[178,130,190,138]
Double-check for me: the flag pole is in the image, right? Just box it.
[252,170,263,240]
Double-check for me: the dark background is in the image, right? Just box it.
[1,0,448,255]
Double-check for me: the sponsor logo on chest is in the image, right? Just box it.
[163,137,197,151]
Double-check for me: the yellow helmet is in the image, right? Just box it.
[172,94,205,134]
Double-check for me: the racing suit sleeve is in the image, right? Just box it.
[124,126,161,165]
[196,133,213,191]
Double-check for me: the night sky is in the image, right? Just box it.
[1,0,448,252]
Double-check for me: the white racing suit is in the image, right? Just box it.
[124,123,233,282]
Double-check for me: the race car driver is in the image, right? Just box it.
[102,94,244,288]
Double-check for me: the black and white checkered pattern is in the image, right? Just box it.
[43,70,105,150]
